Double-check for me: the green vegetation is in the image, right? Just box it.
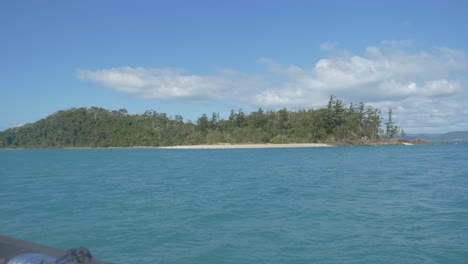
[0,96,403,149]
[384,108,401,140]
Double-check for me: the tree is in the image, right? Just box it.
[197,114,209,135]
[400,129,406,139]
[384,108,400,140]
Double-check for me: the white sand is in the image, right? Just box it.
[159,143,331,149]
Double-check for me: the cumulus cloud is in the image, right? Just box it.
[76,67,233,101]
[77,42,468,132]
[251,46,466,108]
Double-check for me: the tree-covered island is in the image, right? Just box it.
[0,96,404,149]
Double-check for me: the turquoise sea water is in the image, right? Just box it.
[1,143,467,263]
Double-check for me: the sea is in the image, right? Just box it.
[1,143,467,263]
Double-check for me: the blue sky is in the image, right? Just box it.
[2,0,468,133]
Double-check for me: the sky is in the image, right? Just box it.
[2,0,468,133]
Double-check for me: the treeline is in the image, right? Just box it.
[0,96,402,148]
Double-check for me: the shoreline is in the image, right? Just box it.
[1,140,435,150]
[158,143,331,149]
[0,143,331,150]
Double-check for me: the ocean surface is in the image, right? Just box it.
[1,143,467,263]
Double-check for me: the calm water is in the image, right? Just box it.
[1,144,467,263]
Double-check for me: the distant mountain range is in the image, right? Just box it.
[439,130,468,140]
[407,130,468,141]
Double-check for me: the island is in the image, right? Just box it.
[0,96,410,149]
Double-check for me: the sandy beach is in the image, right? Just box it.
[159,143,331,149]
[0,143,331,150]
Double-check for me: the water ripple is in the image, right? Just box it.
[1,145,467,263]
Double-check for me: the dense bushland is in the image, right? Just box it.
[0,96,401,148]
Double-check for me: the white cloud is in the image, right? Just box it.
[77,43,468,133]
[320,41,338,51]
[76,67,232,101]
[380,39,413,48]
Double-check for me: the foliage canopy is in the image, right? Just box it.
[0,96,401,148]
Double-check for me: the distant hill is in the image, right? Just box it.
[406,130,468,141]
[439,130,468,140]
[405,133,442,141]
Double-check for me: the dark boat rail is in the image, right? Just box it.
[0,235,111,264]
